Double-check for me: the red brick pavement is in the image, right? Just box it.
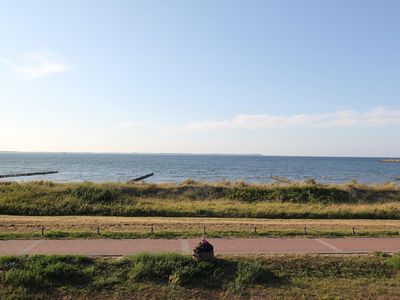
[1,238,400,256]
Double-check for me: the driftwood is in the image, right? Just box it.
[0,171,58,179]
[127,173,154,183]
[271,175,293,184]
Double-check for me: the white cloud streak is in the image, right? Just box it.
[120,107,400,132]
[182,107,400,131]
[3,52,73,79]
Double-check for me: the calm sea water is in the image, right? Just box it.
[0,153,399,183]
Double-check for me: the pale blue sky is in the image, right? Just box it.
[0,1,399,156]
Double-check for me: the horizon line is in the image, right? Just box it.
[0,151,398,159]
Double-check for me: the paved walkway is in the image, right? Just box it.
[1,238,400,256]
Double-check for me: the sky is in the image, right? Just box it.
[0,0,399,157]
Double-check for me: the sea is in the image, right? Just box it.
[0,152,399,184]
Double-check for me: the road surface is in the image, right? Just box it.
[1,238,400,256]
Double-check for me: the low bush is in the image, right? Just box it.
[129,253,192,283]
[0,255,92,290]
[386,252,400,269]
[227,261,274,294]
[128,253,278,290]
[168,262,212,286]
[2,268,44,290]
[129,253,218,287]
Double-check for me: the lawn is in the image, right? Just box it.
[1,253,400,299]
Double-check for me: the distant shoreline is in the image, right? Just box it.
[0,151,399,159]
[0,151,263,157]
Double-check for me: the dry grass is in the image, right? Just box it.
[1,181,400,219]
[1,215,400,238]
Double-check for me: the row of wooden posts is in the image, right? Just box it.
[38,225,360,237]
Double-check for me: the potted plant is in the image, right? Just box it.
[192,239,214,260]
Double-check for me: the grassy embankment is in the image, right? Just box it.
[1,180,400,218]
[1,253,400,299]
[1,180,400,238]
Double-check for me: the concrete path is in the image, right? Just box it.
[1,238,400,256]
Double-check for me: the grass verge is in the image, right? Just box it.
[2,216,400,239]
[1,253,400,299]
[1,229,400,240]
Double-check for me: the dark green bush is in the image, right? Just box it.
[68,184,118,203]
[41,262,85,285]
[169,262,212,286]
[0,255,92,290]
[129,253,193,283]
[386,253,400,269]
[227,261,267,294]
[2,269,44,289]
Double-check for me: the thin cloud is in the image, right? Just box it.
[119,121,166,129]
[119,122,149,128]
[119,107,400,133]
[3,52,73,79]
[181,107,400,131]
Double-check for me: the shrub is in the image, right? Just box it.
[228,261,275,294]
[169,262,211,286]
[2,269,44,290]
[129,253,192,283]
[69,184,118,203]
[0,255,92,290]
[192,239,214,255]
[182,178,197,185]
[386,253,400,269]
[373,251,390,258]
[42,262,86,285]
[129,253,225,287]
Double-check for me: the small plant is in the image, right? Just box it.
[373,251,390,258]
[305,177,316,185]
[169,262,210,286]
[227,261,264,294]
[386,252,400,269]
[129,253,190,283]
[182,178,197,185]
[0,256,91,291]
[192,239,214,260]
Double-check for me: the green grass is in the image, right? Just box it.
[0,180,400,219]
[1,228,400,240]
[1,253,400,299]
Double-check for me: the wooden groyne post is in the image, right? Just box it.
[127,173,154,183]
[0,171,58,179]
[271,175,293,184]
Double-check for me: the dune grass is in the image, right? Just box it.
[1,253,400,299]
[0,180,399,219]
